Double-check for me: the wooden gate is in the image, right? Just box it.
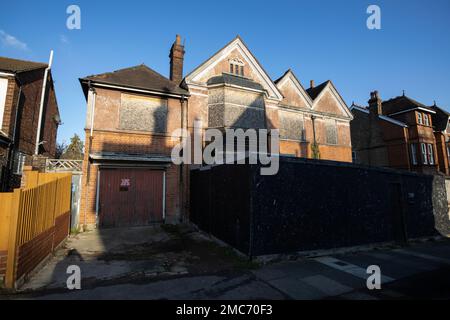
[98,168,164,228]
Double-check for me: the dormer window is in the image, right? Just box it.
[229,58,244,77]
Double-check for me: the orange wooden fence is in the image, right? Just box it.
[0,172,71,289]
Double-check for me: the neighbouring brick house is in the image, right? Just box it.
[350,91,449,175]
[0,56,60,191]
[79,35,353,229]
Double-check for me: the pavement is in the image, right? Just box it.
[2,225,450,300]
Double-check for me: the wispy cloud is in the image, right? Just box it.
[0,30,28,51]
[60,34,69,44]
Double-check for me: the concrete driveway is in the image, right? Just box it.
[19,224,257,292]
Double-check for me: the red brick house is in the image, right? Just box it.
[350,91,446,175]
[0,56,60,191]
[79,35,353,229]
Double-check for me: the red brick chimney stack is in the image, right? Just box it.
[169,34,185,84]
[368,90,383,115]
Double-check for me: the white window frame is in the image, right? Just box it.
[410,143,417,165]
[427,144,434,165]
[423,113,430,126]
[0,78,8,131]
[417,112,423,125]
[421,143,428,164]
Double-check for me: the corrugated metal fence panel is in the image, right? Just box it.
[190,164,252,255]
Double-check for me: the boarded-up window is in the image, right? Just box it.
[279,113,305,141]
[325,120,338,145]
[119,94,167,132]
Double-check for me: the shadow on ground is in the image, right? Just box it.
[17,224,257,293]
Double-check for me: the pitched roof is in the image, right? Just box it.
[349,104,408,128]
[381,95,434,115]
[305,80,330,100]
[0,56,47,74]
[273,69,292,84]
[431,105,450,131]
[80,64,189,96]
[184,36,283,101]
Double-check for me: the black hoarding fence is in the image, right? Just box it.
[190,157,450,257]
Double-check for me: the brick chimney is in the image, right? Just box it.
[169,34,185,84]
[310,80,315,89]
[368,90,383,115]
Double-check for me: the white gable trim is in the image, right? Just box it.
[276,71,313,108]
[185,37,283,101]
[378,115,408,128]
[349,105,369,114]
[312,82,353,119]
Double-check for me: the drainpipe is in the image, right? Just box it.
[311,115,318,158]
[84,83,97,229]
[35,50,54,155]
[179,94,186,222]
[6,77,23,172]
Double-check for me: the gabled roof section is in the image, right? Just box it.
[306,81,329,100]
[275,69,313,108]
[80,64,189,97]
[349,104,369,114]
[0,56,47,74]
[350,104,408,128]
[309,80,353,119]
[431,104,450,131]
[184,36,283,101]
[382,95,435,115]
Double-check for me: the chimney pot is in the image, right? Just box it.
[310,80,315,89]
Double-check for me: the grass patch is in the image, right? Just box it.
[70,226,82,235]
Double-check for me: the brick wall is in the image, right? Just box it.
[14,211,69,283]
[54,212,70,248]
[0,250,7,279]
[15,227,54,280]
[0,70,59,191]
[15,69,59,158]
[79,129,183,227]
[79,87,186,228]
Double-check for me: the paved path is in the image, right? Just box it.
[6,239,450,300]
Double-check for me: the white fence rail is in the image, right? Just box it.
[46,159,83,173]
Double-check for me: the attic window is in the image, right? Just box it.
[229,58,244,77]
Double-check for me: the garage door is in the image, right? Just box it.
[99,168,164,228]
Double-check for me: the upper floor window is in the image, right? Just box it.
[423,113,430,126]
[421,143,427,164]
[410,143,418,165]
[229,58,244,77]
[417,112,423,125]
[0,78,8,132]
[325,120,338,145]
[427,143,434,165]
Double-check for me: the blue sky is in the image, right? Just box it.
[1,0,450,143]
